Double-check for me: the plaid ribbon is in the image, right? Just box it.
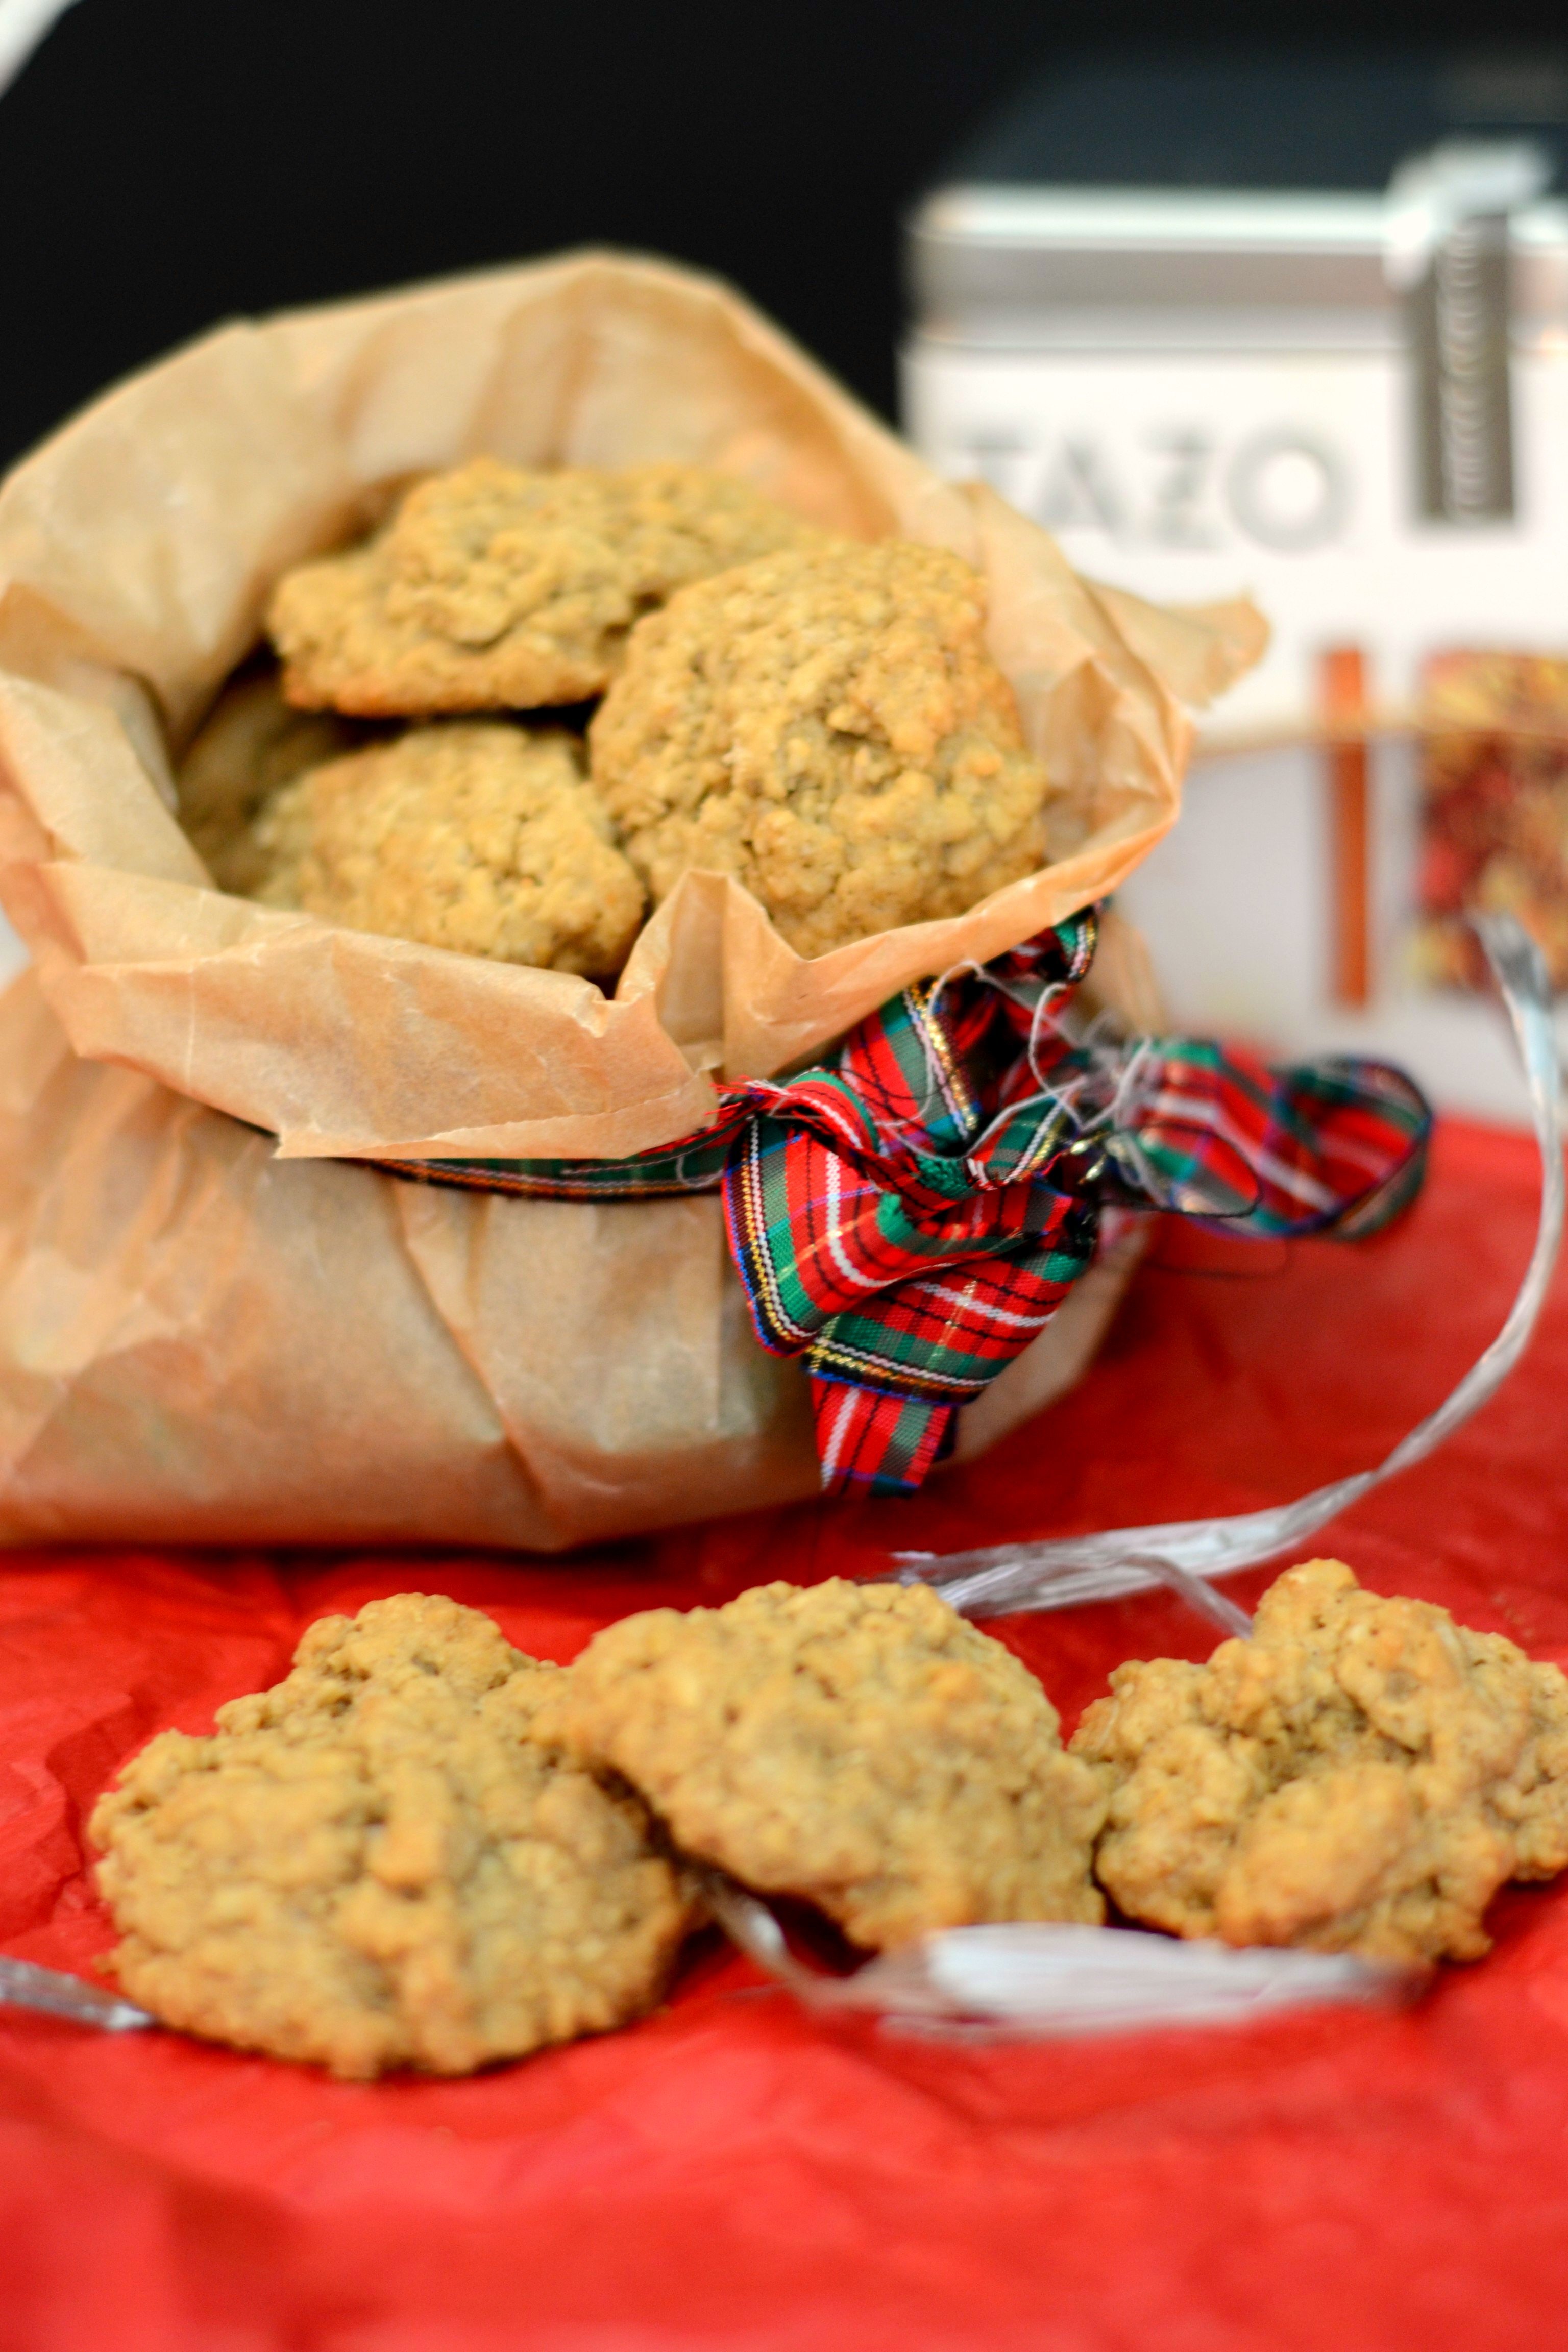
[372,908,1431,1497]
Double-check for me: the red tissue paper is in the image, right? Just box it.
[4,1118,1568,2352]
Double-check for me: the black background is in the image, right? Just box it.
[2,0,1565,466]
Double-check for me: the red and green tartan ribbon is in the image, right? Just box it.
[371,907,1431,1497]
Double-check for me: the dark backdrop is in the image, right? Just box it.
[1,0,1564,465]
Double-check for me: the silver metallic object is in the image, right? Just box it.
[1388,142,1554,523]
[0,1953,153,2033]
[0,0,79,105]
[702,1870,1416,2037]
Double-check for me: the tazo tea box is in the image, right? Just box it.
[903,100,1568,1117]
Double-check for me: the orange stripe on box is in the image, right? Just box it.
[1322,646,1370,1008]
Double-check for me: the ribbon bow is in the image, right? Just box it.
[372,909,1432,1497]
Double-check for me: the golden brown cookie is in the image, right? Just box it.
[250,721,646,977]
[90,1594,698,2079]
[1073,1558,1568,1966]
[175,671,362,894]
[538,1578,1107,1949]
[266,459,823,715]
[587,537,1053,957]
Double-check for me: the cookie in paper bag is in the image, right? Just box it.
[90,1594,698,2078]
[250,721,646,976]
[267,457,824,715]
[175,671,363,896]
[538,1578,1108,1948]
[589,537,1054,957]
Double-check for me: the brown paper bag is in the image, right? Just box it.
[0,252,1262,1549]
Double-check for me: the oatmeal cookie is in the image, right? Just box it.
[1073,1558,1568,1966]
[538,1578,1107,1949]
[587,537,1052,958]
[250,721,646,976]
[90,1594,697,2079]
[175,671,361,895]
[267,459,822,715]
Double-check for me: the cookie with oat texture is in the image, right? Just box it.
[175,670,362,896]
[1073,1557,1568,1965]
[90,1594,697,2078]
[587,536,1054,958]
[250,720,646,977]
[537,1577,1107,1950]
[267,458,823,715]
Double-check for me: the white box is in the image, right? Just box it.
[903,180,1568,1116]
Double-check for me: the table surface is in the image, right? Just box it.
[3,1116,1566,2352]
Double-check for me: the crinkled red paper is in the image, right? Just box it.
[5,1118,1568,2350]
